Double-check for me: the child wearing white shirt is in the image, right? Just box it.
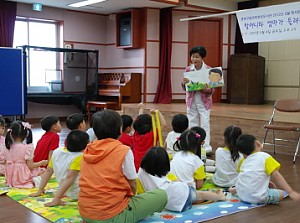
[138,147,226,212]
[213,125,244,187]
[170,130,206,190]
[229,134,300,204]
[164,114,188,158]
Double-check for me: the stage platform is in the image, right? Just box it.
[123,102,300,156]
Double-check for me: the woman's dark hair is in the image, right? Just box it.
[40,116,59,131]
[190,46,207,58]
[140,146,170,177]
[67,130,89,152]
[92,109,122,140]
[66,113,85,130]
[172,114,188,133]
[5,121,30,149]
[190,126,206,159]
[173,130,202,154]
[121,114,133,132]
[236,134,256,156]
[133,114,152,135]
[224,125,242,162]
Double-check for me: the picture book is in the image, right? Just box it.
[183,67,224,92]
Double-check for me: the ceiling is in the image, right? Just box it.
[9,0,180,15]
[8,0,249,15]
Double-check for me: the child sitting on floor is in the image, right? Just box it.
[164,114,188,159]
[33,116,61,165]
[29,130,89,206]
[138,146,226,212]
[229,134,300,204]
[78,109,167,223]
[119,114,134,147]
[170,129,206,190]
[0,121,48,188]
[190,126,216,173]
[213,125,243,187]
[66,113,87,131]
[132,103,166,171]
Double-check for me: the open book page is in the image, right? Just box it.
[183,67,224,92]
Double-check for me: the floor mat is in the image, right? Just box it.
[0,175,285,223]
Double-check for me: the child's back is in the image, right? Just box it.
[1,121,47,188]
[170,130,206,189]
[213,125,243,187]
[34,116,61,163]
[165,114,188,157]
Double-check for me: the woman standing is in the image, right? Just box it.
[182,46,213,153]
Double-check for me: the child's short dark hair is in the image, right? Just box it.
[66,113,85,130]
[93,110,122,140]
[190,46,206,58]
[66,130,89,152]
[121,115,133,132]
[41,116,59,131]
[0,117,5,127]
[209,68,223,77]
[173,130,202,154]
[141,147,170,177]
[172,114,188,133]
[133,114,152,135]
[236,134,256,156]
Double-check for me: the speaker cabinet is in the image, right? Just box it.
[116,9,141,48]
[228,54,265,104]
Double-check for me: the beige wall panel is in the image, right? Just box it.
[173,11,189,42]
[147,42,160,67]
[222,45,228,69]
[223,16,228,44]
[146,95,155,102]
[266,61,300,86]
[147,9,160,40]
[171,69,185,93]
[265,87,299,100]
[106,15,116,44]
[171,43,188,68]
[268,40,300,60]
[146,68,159,93]
[231,16,237,44]
[258,43,269,60]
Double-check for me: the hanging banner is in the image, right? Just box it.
[236,2,300,43]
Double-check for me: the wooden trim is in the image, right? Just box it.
[151,0,180,5]
[173,41,188,44]
[143,9,148,102]
[172,99,186,103]
[66,9,107,16]
[265,85,300,88]
[64,40,113,46]
[171,67,186,70]
[185,2,227,13]
[98,67,144,70]
[147,66,159,69]
[147,39,159,42]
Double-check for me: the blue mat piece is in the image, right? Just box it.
[141,192,288,223]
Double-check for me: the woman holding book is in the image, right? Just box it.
[182,46,213,154]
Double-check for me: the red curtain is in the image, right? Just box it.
[0,0,17,47]
[153,8,172,104]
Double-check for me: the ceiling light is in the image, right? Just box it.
[68,0,107,8]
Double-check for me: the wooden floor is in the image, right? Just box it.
[1,102,300,223]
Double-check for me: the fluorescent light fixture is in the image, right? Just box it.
[68,0,107,8]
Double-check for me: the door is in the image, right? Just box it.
[188,19,222,103]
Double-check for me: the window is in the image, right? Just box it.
[13,18,61,91]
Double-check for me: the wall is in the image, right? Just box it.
[258,0,300,101]
[17,1,239,118]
